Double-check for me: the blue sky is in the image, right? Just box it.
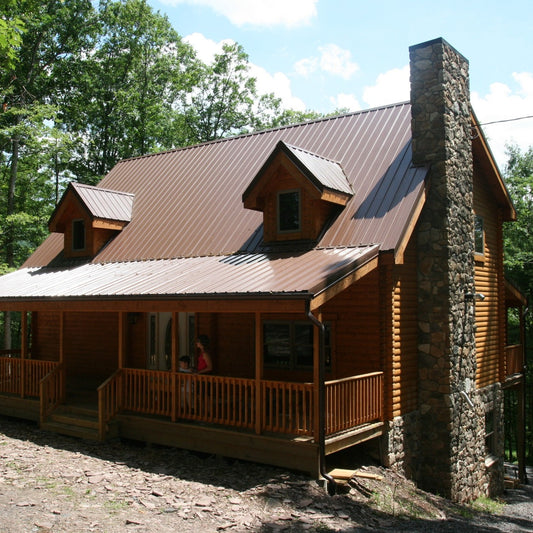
[147,0,533,169]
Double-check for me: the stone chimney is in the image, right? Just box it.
[410,38,486,502]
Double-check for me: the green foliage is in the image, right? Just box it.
[0,0,25,73]
[502,144,533,465]
[59,0,198,181]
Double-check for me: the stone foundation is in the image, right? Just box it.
[384,383,504,501]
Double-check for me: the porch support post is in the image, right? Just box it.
[171,312,178,422]
[20,311,27,398]
[312,313,320,441]
[254,312,262,435]
[59,311,65,400]
[118,312,125,369]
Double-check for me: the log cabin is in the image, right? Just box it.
[0,38,526,502]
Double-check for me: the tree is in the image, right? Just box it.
[59,0,197,183]
[0,0,94,267]
[182,42,286,143]
[502,144,533,464]
[0,0,25,74]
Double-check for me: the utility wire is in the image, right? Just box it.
[478,114,533,127]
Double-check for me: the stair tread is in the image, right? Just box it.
[42,420,99,440]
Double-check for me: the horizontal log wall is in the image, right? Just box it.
[474,171,505,388]
[323,269,381,378]
[211,313,255,378]
[63,312,118,379]
[391,239,419,418]
[32,311,60,361]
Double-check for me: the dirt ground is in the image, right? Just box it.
[0,416,531,533]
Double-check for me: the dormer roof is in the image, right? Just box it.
[242,140,353,211]
[49,182,134,233]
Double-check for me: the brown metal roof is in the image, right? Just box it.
[283,143,353,196]
[71,182,135,222]
[1,245,378,301]
[26,103,426,267]
[5,103,429,302]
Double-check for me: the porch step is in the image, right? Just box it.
[51,405,99,430]
[41,405,117,441]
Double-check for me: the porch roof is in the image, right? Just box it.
[0,244,379,304]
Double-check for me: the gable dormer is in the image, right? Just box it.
[48,182,134,258]
[242,141,353,242]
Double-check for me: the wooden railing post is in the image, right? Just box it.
[254,312,262,435]
[20,311,27,399]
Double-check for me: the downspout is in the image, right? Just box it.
[306,301,337,495]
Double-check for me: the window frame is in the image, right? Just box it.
[277,189,301,234]
[263,320,331,370]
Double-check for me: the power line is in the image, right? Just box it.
[478,114,533,127]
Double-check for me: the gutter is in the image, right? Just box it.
[306,301,337,496]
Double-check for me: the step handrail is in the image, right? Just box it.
[97,369,123,440]
[39,364,65,424]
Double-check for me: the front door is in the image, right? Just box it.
[147,312,172,370]
[147,312,195,370]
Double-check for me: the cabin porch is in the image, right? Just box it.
[0,354,384,475]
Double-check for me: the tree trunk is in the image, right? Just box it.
[6,133,19,268]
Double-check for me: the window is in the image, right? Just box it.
[474,215,484,255]
[263,320,331,370]
[485,409,495,456]
[278,190,300,232]
[72,219,86,251]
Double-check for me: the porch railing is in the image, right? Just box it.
[325,371,383,435]
[40,364,64,422]
[121,368,174,417]
[177,373,255,429]
[99,369,382,438]
[505,344,524,377]
[2,362,384,440]
[0,356,58,398]
[261,380,314,435]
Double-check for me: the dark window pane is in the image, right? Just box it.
[72,220,85,250]
[278,191,300,232]
[474,215,484,254]
[264,323,291,367]
[294,324,313,367]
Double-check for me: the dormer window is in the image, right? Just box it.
[48,182,134,259]
[72,219,86,251]
[278,190,300,233]
[242,141,353,244]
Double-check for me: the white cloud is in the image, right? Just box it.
[185,33,305,111]
[329,93,361,112]
[472,72,533,170]
[183,32,232,63]
[294,57,319,78]
[294,44,359,80]
[362,65,410,108]
[249,64,306,111]
[161,0,317,27]
[318,44,359,80]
